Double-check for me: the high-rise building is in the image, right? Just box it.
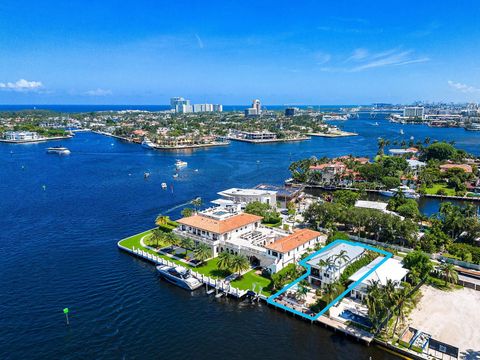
[403,106,424,118]
[253,99,261,114]
[245,99,262,117]
[170,97,190,111]
[213,104,223,112]
[176,104,193,113]
[285,107,297,117]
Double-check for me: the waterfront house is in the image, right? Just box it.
[307,243,365,288]
[4,131,41,141]
[348,257,409,301]
[309,162,347,184]
[265,229,326,273]
[214,187,278,210]
[175,208,284,267]
[439,163,473,173]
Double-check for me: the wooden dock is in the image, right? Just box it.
[117,242,247,298]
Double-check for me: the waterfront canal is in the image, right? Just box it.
[1,115,479,359]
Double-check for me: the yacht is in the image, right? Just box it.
[141,137,156,149]
[380,185,420,199]
[175,159,188,168]
[46,147,71,155]
[161,182,167,189]
[465,123,480,131]
[156,265,202,290]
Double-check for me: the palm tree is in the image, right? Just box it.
[155,214,170,227]
[296,284,309,302]
[150,228,165,247]
[180,237,195,258]
[229,254,250,277]
[333,250,350,277]
[439,263,458,286]
[193,243,211,265]
[181,207,194,218]
[163,232,179,249]
[191,197,202,213]
[217,251,233,270]
[366,280,384,331]
[391,284,411,339]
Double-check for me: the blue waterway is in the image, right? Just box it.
[0,115,478,359]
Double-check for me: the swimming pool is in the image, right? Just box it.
[339,310,373,328]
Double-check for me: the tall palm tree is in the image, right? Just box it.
[296,284,309,302]
[155,214,169,227]
[333,250,350,277]
[163,232,179,249]
[230,254,250,277]
[391,284,411,339]
[180,237,195,258]
[150,228,165,247]
[439,263,458,286]
[181,207,194,218]
[191,197,202,213]
[217,251,233,270]
[193,243,211,265]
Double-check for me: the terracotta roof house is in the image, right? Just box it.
[265,229,326,273]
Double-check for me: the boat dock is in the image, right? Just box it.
[117,241,248,298]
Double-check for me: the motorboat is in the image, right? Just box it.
[141,137,156,149]
[400,129,404,135]
[380,185,420,199]
[156,265,202,290]
[161,182,167,189]
[46,147,70,155]
[175,159,188,168]
[173,173,179,178]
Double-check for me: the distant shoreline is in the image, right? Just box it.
[0,135,72,144]
[307,131,358,138]
[229,136,311,144]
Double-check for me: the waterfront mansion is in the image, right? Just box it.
[174,207,326,273]
[307,242,365,287]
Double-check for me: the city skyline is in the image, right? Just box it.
[0,0,479,104]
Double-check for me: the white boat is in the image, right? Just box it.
[156,265,202,290]
[161,182,167,189]
[380,185,420,199]
[173,173,179,178]
[400,129,404,135]
[141,137,156,149]
[175,159,188,168]
[46,147,70,155]
[373,122,379,126]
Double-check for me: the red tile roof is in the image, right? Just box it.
[265,229,324,253]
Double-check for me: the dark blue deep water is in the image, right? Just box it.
[1,114,479,359]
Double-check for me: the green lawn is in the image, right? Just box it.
[424,183,456,196]
[119,229,230,279]
[231,269,273,296]
[119,230,274,292]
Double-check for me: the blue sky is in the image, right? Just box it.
[0,0,479,105]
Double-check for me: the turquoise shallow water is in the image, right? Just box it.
[0,115,478,359]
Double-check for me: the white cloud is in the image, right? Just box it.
[346,48,369,62]
[194,34,204,49]
[314,51,331,65]
[350,50,429,72]
[321,48,429,72]
[0,79,43,91]
[85,88,112,96]
[447,80,480,94]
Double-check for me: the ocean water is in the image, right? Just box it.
[1,114,478,359]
